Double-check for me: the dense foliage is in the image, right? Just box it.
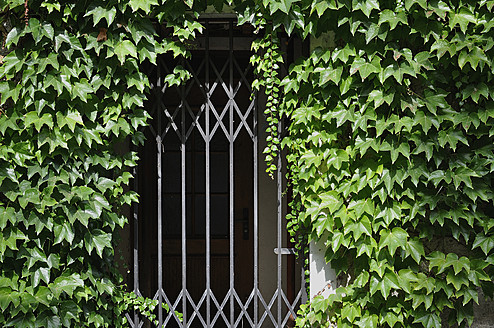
[0,0,199,326]
[2,0,494,327]
[273,0,494,327]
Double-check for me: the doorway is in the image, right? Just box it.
[128,18,306,328]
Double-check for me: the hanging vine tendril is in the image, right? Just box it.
[250,23,283,178]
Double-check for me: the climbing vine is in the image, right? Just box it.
[251,24,283,178]
[273,0,494,327]
[0,0,199,327]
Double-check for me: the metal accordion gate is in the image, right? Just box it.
[127,18,307,328]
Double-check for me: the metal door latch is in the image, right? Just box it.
[273,248,296,255]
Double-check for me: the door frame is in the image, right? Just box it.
[125,17,308,328]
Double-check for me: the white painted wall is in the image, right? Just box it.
[309,237,337,299]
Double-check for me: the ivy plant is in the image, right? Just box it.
[251,24,283,178]
[0,0,199,327]
[266,0,494,327]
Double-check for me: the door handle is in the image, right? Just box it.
[273,248,296,255]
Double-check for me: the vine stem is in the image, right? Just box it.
[24,0,29,26]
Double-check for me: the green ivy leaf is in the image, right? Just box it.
[113,40,138,64]
[318,66,343,85]
[446,271,469,291]
[356,314,378,328]
[84,229,111,257]
[379,227,408,256]
[458,287,479,305]
[269,0,298,14]
[449,7,477,34]
[5,27,25,47]
[381,62,416,84]
[36,312,60,328]
[72,80,94,102]
[53,222,75,245]
[319,191,343,213]
[50,273,84,298]
[473,234,494,255]
[129,0,159,13]
[56,111,84,132]
[405,238,425,264]
[4,311,35,328]
[378,10,407,30]
[0,288,20,311]
[341,304,360,323]
[404,0,427,10]
[350,57,380,81]
[413,311,441,328]
[369,271,400,299]
[40,2,61,13]
[438,130,468,151]
[352,0,379,17]
[85,5,117,26]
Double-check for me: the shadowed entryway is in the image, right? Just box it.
[127,18,306,328]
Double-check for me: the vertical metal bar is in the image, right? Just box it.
[133,164,140,327]
[277,120,282,327]
[181,82,187,328]
[157,133,163,327]
[156,65,164,327]
[253,83,259,328]
[205,20,211,328]
[228,19,235,328]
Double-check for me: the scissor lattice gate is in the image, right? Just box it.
[128,19,306,328]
